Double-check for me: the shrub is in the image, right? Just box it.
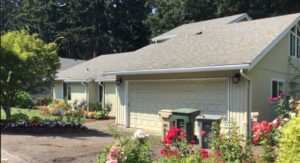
[11,113,29,121]
[31,116,42,122]
[94,112,106,120]
[34,96,53,106]
[209,120,254,162]
[276,115,300,163]
[89,103,102,112]
[96,130,152,163]
[159,127,213,163]
[47,100,70,116]
[108,124,122,138]
[14,91,34,108]
[104,102,112,116]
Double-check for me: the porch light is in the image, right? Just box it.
[232,73,240,84]
[116,78,123,85]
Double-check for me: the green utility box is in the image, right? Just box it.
[171,108,200,142]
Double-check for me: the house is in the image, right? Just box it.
[54,54,125,117]
[53,13,300,137]
[31,57,85,98]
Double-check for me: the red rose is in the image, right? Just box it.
[215,151,222,157]
[191,140,196,144]
[268,97,273,102]
[160,149,166,155]
[201,130,206,136]
[200,149,209,159]
[261,120,268,126]
[167,151,174,157]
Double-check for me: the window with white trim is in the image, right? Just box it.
[271,79,284,97]
[289,23,300,58]
[63,82,71,100]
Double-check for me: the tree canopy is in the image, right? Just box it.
[0,30,59,119]
[1,0,299,60]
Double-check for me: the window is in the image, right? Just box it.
[99,85,103,104]
[63,82,71,100]
[272,80,284,97]
[289,23,300,59]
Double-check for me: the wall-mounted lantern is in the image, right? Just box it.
[116,78,123,86]
[232,73,241,84]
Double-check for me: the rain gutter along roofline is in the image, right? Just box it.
[103,64,250,76]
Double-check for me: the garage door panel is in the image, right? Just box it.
[129,80,228,131]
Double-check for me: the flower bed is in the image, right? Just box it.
[0,119,87,133]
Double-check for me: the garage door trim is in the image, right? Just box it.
[124,77,230,128]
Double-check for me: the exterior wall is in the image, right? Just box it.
[53,81,63,100]
[88,81,99,104]
[116,71,249,135]
[69,83,87,103]
[104,82,117,117]
[249,34,300,121]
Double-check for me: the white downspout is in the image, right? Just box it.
[240,69,252,139]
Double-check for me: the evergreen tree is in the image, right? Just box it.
[145,0,186,38]
[0,0,20,33]
[106,0,150,53]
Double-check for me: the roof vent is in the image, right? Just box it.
[196,31,202,35]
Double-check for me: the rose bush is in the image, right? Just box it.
[96,129,152,163]
[252,93,299,162]
[159,127,223,163]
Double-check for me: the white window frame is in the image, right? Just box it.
[289,22,300,59]
[271,78,285,98]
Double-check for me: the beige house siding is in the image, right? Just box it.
[115,84,126,125]
[53,81,63,100]
[69,83,87,103]
[104,82,117,117]
[88,81,99,104]
[116,71,249,135]
[249,33,300,121]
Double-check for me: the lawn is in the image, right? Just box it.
[1,108,69,121]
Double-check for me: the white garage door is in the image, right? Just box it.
[128,79,228,131]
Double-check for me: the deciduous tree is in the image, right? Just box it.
[0,30,59,119]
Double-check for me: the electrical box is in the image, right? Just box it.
[171,108,200,142]
[196,114,222,148]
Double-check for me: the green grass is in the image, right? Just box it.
[1,108,69,121]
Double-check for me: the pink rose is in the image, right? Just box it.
[201,130,206,136]
[279,92,285,97]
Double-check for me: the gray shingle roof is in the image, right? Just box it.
[56,13,300,81]
[151,13,250,41]
[59,58,85,71]
[105,13,300,74]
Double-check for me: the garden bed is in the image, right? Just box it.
[0,120,88,134]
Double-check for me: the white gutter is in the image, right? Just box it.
[240,69,252,139]
[94,78,116,82]
[55,78,93,83]
[151,34,178,42]
[104,64,250,76]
